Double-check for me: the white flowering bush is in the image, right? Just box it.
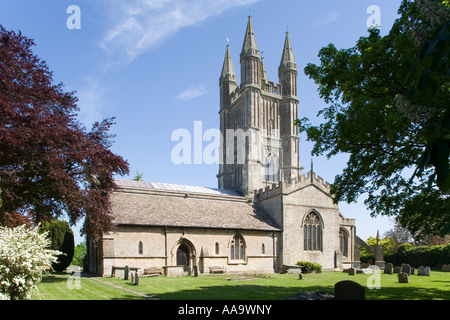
[0,224,61,300]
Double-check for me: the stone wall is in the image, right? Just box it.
[99,225,280,276]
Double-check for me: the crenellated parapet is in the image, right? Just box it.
[254,170,331,201]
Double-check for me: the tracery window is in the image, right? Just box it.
[303,211,322,251]
[230,234,245,260]
[264,154,279,182]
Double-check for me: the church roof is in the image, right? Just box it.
[110,180,281,232]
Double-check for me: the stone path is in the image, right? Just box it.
[91,277,159,300]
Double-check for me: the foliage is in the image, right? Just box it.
[132,170,144,181]
[385,243,450,268]
[0,25,129,240]
[72,242,87,267]
[39,219,75,272]
[297,0,450,238]
[296,261,322,273]
[0,224,60,300]
[359,236,398,263]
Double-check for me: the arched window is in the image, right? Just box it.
[264,154,279,182]
[261,243,265,255]
[303,211,322,251]
[339,228,348,257]
[215,242,220,255]
[138,241,143,255]
[230,234,245,260]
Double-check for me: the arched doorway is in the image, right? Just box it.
[176,244,190,271]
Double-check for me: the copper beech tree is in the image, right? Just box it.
[0,25,129,241]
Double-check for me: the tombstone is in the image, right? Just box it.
[193,265,199,277]
[441,264,450,272]
[334,280,365,300]
[393,266,401,274]
[348,267,356,276]
[186,265,192,276]
[410,267,415,275]
[131,272,134,283]
[298,273,303,280]
[401,264,411,276]
[124,265,129,280]
[418,266,430,276]
[398,273,408,283]
[384,262,393,274]
[134,272,139,286]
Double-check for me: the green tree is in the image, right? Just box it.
[298,0,449,240]
[133,170,144,181]
[40,219,74,271]
[72,241,87,267]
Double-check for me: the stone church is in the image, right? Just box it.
[86,17,358,276]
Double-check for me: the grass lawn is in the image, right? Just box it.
[35,270,450,300]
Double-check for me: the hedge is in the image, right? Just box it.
[385,243,450,268]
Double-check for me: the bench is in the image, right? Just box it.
[209,265,226,274]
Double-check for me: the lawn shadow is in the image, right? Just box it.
[147,284,336,300]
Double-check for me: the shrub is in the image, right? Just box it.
[0,224,60,300]
[296,261,322,273]
[385,243,450,268]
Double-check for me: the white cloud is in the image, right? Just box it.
[99,0,260,64]
[76,76,107,127]
[318,10,339,26]
[177,85,208,101]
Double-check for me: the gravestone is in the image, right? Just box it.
[134,272,139,286]
[124,265,129,280]
[393,266,401,274]
[401,264,411,275]
[398,273,408,283]
[348,267,356,276]
[410,267,415,275]
[334,280,365,300]
[384,262,393,274]
[441,264,450,272]
[418,266,430,276]
[193,265,199,277]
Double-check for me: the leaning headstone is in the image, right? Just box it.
[124,265,129,280]
[398,273,408,283]
[348,267,356,276]
[401,264,411,276]
[334,280,365,300]
[393,266,401,274]
[384,263,393,274]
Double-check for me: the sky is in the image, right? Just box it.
[0,0,405,244]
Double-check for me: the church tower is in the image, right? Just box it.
[218,17,302,196]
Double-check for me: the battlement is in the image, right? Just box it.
[254,171,331,201]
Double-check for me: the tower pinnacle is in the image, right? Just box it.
[240,16,260,59]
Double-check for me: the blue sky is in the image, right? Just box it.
[1,0,405,244]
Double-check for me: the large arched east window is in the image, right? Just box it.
[303,211,323,251]
[230,234,245,260]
